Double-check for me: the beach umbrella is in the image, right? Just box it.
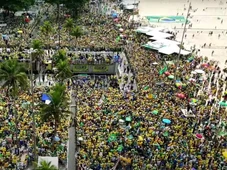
[108,134,117,142]
[126,116,132,122]
[138,136,143,141]
[201,63,209,67]
[176,93,185,99]
[54,136,60,142]
[117,145,124,152]
[163,131,169,137]
[152,110,158,115]
[162,118,171,124]
[18,30,23,34]
[195,134,203,139]
[191,98,198,103]
[147,93,153,99]
[119,28,124,32]
[112,13,118,18]
[189,78,196,82]
[164,71,170,76]
[143,86,149,90]
[168,75,174,79]
[41,93,52,104]
[195,69,205,74]
[128,135,133,140]
[218,131,227,137]
[220,101,227,107]
[175,83,182,87]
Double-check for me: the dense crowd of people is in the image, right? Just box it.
[0,0,227,169]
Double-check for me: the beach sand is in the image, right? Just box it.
[138,0,227,69]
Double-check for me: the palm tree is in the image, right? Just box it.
[40,21,53,48]
[55,59,72,83]
[53,49,67,64]
[64,18,74,44]
[0,59,28,97]
[34,160,58,170]
[0,59,29,147]
[32,39,45,83]
[40,83,69,136]
[70,26,83,48]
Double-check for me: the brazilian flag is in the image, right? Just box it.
[159,65,168,75]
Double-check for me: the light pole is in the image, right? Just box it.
[28,48,37,161]
[66,75,81,170]
[174,2,191,80]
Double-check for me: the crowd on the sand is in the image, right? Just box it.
[0,1,227,170]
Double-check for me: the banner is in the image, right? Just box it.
[146,16,186,23]
[73,65,89,72]
[93,65,108,72]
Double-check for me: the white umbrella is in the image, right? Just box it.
[189,78,196,82]
[191,71,197,74]
[119,28,124,32]
[152,62,158,65]
[195,69,205,74]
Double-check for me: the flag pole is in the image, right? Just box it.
[174,2,191,80]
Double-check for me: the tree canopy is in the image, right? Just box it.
[34,160,58,170]
[44,0,88,16]
[1,0,35,12]
[0,59,28,97]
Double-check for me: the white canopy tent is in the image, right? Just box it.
[146,31,173,38]
[149,38,180,45]
[143,40,191,56]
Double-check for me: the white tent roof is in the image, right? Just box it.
[158,47,174,55]
[136,26,155,34]
[149,38,180,45]
[143,40,191,55]
[146,31,173,38]
[124,4,137,9]
[158,46,191,55]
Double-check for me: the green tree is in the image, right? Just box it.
[55,59,72,83]
[34,160,58,170]
[0,59,28,97]
[70,26,83,48]
[0,59,29,147]
[44,0,88,18]
[1,0,35,13]
[40,21,53,48]
[64,17,74,44]
[40,83,69,135]
[32,39,45,83]
[53,49,67,64]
